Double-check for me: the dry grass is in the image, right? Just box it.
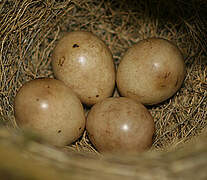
[0,127,207,180]
[0,0,207,178]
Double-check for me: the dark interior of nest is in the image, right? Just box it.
[0,0,207,155]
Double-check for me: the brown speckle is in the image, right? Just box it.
[73,44,79,48]
[96,95,99,98]
[79,127,82,130]
[160,84,166,88]
[127,110,132,115]
[105,129,111,135]
[36,98,39,101]
[58,130,62,133]
[175,77,179,87]
[58,57,65,67]
[164,72,171,79]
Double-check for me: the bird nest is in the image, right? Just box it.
[0,0,207,179]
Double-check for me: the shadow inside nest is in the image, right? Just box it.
[90,0,207,55]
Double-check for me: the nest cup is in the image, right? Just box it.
[0,0,207,179]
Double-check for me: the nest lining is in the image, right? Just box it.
[0,0,207,154]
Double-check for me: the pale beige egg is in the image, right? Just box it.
[14,78,85,147]
[86,97,155,154]
[116,38,186,105]
[52,31,115,106]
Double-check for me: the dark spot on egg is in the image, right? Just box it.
[58,130,62,133]
[127,110,132,115]
[160,84,166,88]
[58,57,65,67]
[36,98,39,101]
[175,77,179,87]
[105,129,111,135]
[96,95,99,98]
[73,44,79,48]
[164,72,171,79]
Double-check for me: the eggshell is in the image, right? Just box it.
[116,38,186,105]
[14,78,86,147]
[86,97,155,154]
[52,31,115,106]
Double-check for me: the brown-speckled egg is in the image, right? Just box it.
[14,78,85,147]
[116,38,186,105]
[52,31,115,106]
[86,97,155,154]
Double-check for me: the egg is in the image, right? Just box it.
[52,31,115,106]
[116,38,186,105]
[14,78,86,147]
[86,97,155,154]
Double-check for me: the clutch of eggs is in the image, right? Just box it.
[13,32,186,154]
